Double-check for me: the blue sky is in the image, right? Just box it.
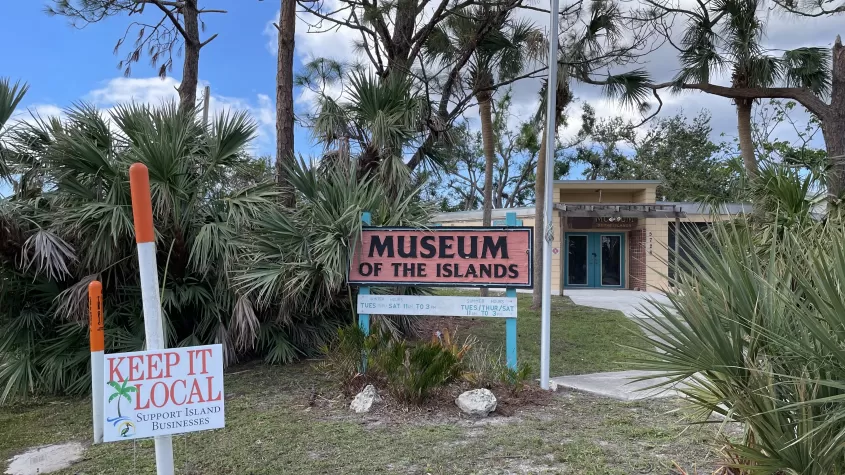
[1,1,312,156]
[1,1,835,169]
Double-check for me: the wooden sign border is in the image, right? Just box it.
[347,225,534,288]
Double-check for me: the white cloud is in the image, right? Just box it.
[259,2,836,162]
[265,1,361,63]
[17,77,277,155]
[263,2,381,111]
[10,103,65,125]
[88,77,183,105]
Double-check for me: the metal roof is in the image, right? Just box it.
[431,206,535,222]
[430,201,751,222]
[657,201,751,215]
[553,180,662,185]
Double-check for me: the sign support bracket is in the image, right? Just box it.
[358,212,372,372]
[505,212,518,371]
[358,211,372,337]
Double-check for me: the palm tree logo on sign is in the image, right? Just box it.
[107,380,137,438]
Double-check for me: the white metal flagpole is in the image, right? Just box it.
[540,0,560,391]
[129,163,175,475]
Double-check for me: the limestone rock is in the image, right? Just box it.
[456,388,497,416]
[350,384,381,413]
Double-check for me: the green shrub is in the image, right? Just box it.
[375,340,461,404]
[499,363,533,396]
[633,218,845,474]
[323,322,465,404]
[318,324,369,393]
[0,78,433,402]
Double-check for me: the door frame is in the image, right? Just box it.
[563,232,626,289]
[595,232,626,289]
[563,233,592,288]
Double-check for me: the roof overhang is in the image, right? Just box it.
[553,180,660,192]
[555,203,686,218]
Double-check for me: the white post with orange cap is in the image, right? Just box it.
[89,280,104,444]
[129,163,175,475]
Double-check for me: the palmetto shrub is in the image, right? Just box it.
[635,216,845,474]
[231,156,433,359]
[0,99,282,402]
[0,80,433,402]
[322,322,465,404]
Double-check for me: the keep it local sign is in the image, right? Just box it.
[102,344,225,442]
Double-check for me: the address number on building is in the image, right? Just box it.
[357,295,517,318]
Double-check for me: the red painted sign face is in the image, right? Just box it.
[348,227,533,288]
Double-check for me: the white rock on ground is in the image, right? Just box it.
[350,384,381,413]
[5,442,85,475]
[456,388,497,416]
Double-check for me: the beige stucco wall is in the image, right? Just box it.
[644,218,670,292]
[434,214,738,292]
[633,188,656,203]
[560,190,635,203]
[437,213,670,292]
[644,214,721,291]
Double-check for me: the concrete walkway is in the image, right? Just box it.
[550,371,681,401]
[565,288,671,319]
[553,289,682,400]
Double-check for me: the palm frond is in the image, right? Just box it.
[601,70,652,109]
[21,229,76,280]
[52,274,97,321]
[782,47,831,96]
[0,78,29,135]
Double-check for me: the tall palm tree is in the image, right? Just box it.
[0,101,282,401]
[673,0,775,180]
[307,68,430,188]
[529,0,628,307]
[275,0,297,207]
[425,10,543,227]
[644,0,830,183]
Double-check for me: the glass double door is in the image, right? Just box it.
[565,233,625,288]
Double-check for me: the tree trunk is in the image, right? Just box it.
[825,35,845,202]
[736,100,758,180]
[387,0,417,76]
[479,93,494,297]
[177,0,201,113]
[479,95,495,227]
[532,127,548,309]
[276,0,296,207]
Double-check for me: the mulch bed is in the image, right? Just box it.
[317,373,555,424]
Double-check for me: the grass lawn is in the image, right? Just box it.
[431,291,647,376]
[1,363,722,475]
[0,294,700,474]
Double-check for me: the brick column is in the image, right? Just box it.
[628,229,647,291]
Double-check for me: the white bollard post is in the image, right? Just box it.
[89,280,104,444]
[129,163,175,475]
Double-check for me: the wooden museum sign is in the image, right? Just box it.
[348,227,533,288]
